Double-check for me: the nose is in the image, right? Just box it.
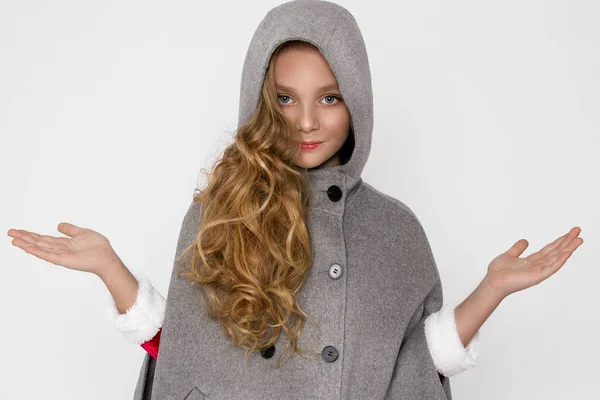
[297,103,319,134]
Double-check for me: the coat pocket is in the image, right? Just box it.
[183,387,208,400]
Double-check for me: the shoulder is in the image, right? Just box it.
[358,180,428,233]
[176,195,204,241]
[183,196,202,221]
[357,180,439,275]
[349,180,442,297]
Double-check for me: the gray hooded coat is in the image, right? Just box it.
[133,1,453,398]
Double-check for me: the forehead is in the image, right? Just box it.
[273,46,339,87]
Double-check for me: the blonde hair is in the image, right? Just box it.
[176,40,318,366]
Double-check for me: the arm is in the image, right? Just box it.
[453,276,502,348]
[108,200,206,362]
[454,227,582,349]
[98,259,139,314]
[424,302,481,378]
[427,227,583,377]
[388,275,454,399]
[105,271,166,353]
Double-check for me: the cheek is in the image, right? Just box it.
[321,108,350,139]
[279,108,296,123]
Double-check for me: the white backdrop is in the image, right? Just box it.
[1,1,598,399]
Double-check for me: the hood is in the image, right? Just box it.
[237,0,373,192]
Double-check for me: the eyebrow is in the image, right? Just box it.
[275,83,341,93]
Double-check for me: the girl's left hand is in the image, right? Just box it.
[485,227,583,298]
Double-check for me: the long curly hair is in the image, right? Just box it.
[176,40,320,366]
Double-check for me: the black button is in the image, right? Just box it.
[260,344,275,359]
[322,345,339,363]
[326,185,342,202]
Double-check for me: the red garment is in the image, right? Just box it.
[139,329,443,378]
[140,328,161,360]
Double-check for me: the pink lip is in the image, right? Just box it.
[301,141,323,150]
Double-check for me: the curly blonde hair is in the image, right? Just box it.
[176,40,318,366]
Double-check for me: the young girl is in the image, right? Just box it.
[7,1,583,399]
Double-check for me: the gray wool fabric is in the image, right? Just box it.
[133,0,452,399]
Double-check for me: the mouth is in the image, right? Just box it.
[301,141,323,150]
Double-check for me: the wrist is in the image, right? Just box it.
[96,257,126,283]
[480,274,507,302]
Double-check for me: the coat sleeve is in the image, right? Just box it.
[385,207,482,399]
[386,275,455,399]
[131,198,202,400]
[105,272,164,399]
[424,301,480,377]
[105,270,164,360]
[106,273,166,346]
[387,275,483,399]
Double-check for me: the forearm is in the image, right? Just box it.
[454,275,505,347]
[105,271,166,345]
[97,259,139,314]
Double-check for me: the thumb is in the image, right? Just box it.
[505,238,529,258]
[57,222,86,238]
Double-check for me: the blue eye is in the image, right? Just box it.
[323,95,339,105]
[278,95,292,104]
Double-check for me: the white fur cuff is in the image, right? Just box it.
[106,273,166,344]
[424,302,481,377]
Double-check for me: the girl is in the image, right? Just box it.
[7,1,583,399]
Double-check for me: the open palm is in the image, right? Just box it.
[486,226,583,297]
[7,222,121,276]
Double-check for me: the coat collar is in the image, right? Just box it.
[306,167,362,216]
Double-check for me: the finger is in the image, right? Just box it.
[10,232,71,256]
[11,237,73,267]
[12,230,54,250]
[26,231,71,247]
[543,248,573,278]
[538,234,566,257]
[505,239,529,258]
[556,227,582,254]
[541,237,583,276]
[7,229,32,239]
[9,229,65,243]
[57,222,86,238]
[11,237,51,257]
[7,228,20,237]
[559,236,584,259]
[10,237,40,251]
[22,244,65,266]
[540,227,581,257]
[545,230,583,265]
[529,227,579,264]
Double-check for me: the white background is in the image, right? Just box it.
[1,0,598,399]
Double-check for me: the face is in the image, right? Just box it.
[273,45,351,169]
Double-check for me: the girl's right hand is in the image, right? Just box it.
[7,222,123,277]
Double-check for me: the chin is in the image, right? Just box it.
[294,154,339,169]
[293,155,326,169]
[294,160,322,169]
